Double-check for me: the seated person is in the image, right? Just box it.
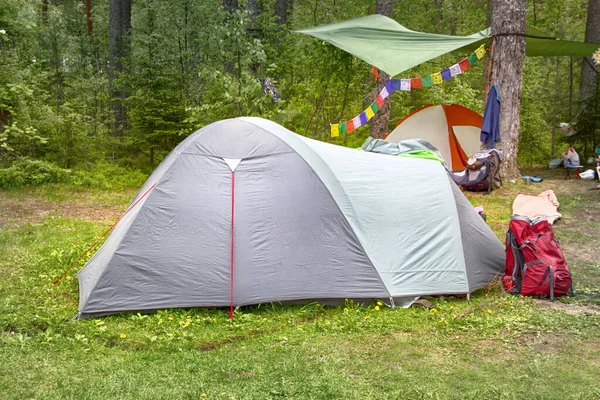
[563,144,580,167]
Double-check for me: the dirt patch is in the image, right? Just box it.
[533,298,600,314]
[0,192,123,228]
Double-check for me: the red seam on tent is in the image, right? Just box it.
[53,183,157,285]
[228,171,235,320]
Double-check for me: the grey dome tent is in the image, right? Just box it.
[77,117,505,317]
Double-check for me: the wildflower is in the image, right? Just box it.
[449,305,454,310]
[487,309,493,314]
[374,306,380,311]
[343,308,349,313]
[364,315,370,320]
[221,393,227,396]
[168,316,174,321]
[430,308,438,313]
[184,322,190,327]
[66,276,71,280]
[339,325,344,330]
[120,333,126,338]
[40,274,48,279]
[377,301,383,306]
[0,30,5,35]
[201,394,207,398]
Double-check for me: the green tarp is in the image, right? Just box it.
[297,14,600,77]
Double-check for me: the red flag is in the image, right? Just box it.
[346,119,355,133]
[375,94,385,107]
[458,58,471,72]
[410,77,422,89]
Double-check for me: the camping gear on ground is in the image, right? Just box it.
[297,15,600,78]
[76,117,505,318]
[512,190,561,225]
[521,175,543,183]
[384,104,482,170]
[450,149,503,193]
[580,169,596,180]
[549,159,563,169]
[503,215,572,300]
[361,137,446,166]
[480,84,501,149]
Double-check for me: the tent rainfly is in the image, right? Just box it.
[77,117,505,318]
[297,15,600,77]
[385,104,483,170]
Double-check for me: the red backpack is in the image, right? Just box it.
[503,215,573,300]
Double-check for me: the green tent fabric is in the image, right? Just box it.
[297,14,600,77]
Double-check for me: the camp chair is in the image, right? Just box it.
[564,163,583,180]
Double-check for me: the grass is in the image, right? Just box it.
[1,170,599,399]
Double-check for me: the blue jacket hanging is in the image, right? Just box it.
[480,84,501,149]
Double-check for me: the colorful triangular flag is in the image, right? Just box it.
[352,115,362,129]
[432,72,443,85]
[365,107,375,119]
[400,79,411,91]
[422,75,433,87]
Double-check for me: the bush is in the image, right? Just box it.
[0,160,148,190]
[0,159,70,189]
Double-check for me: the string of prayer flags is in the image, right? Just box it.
[329,45,487,137]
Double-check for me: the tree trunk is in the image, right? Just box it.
[580,0,600,103]
[41,0,48,24]
[490,0,526,181]
[85,0,93,36]
[109,0,132,137]
[274,0,292,26]
[369,0,394,139]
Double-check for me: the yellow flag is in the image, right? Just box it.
[365,107,375,119]
[475,45,486,59]
[331,124,340,137]
[432,72,443,85]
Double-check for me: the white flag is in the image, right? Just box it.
[449,64,461,77]
[352,116,362,129]
[380,87,390,99]
[400,79,411,91]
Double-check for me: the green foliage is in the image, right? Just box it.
[0,160,147,190]
[0,0,598,177]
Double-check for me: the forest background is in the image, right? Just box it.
[1,0,599,186]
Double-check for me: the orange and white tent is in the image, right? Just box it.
[384,104,482,170]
